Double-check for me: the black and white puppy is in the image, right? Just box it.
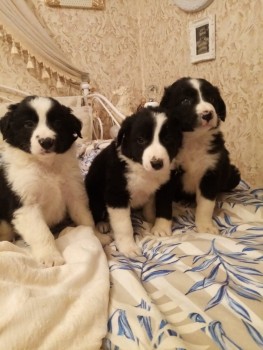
[85,107,182,257]
[0,96,96,267]
[160,77,240,234]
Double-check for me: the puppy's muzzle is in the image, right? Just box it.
[150,158,163,170]
[39,137,55,151]
[201,111,213,122]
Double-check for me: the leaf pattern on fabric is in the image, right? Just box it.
[242,320,263,347]
[110,239,181,282]
[107,299,192,349]
[208,321,243,350]
[80,141,263,350]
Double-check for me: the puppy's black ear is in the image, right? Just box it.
[159,86,171,108]
[0,115,10,139]
[64,106,82,139]
[215,87,226,121]
[0,103,18,139]
[116,115,133,147]
[71,115,82,139]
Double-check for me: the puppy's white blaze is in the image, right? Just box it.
[142,113,169,171]
[190,79,201,95]
[190,79,217,127]
[29,97,56,155]
[107,207,140,256]
[29,97,53,121]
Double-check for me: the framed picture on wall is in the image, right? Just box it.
[189,15,215,63]
[45,0,105,10]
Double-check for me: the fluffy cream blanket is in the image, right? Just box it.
[0,226,110,350]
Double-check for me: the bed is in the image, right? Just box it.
[0,89,263,350]
[80,139,263,350]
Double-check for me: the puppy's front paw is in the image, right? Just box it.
[36,250,65,268]
[97,221,111,234]
[196,221,219,235]
[94,229,113,246]
[151,218,172,237]
[117,241,141,258]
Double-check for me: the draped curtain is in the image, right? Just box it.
[0,0,89,86]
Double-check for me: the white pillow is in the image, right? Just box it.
[71,105,93,142]
[54,96,93,142]
[0,102,11,119]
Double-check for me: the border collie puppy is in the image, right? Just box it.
[85,107,182,257]
[160,77,240,234]
[0,96,96,267]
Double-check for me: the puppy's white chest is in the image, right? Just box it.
[174,132,218,193]
[8,160,67,225]
[126,165,169,208]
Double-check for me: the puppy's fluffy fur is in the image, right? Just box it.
[85,107,182,257]
[0,96,95,267]
[160,77,240,234]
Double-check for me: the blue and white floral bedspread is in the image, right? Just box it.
[79,141,263,350]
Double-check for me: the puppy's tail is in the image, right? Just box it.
[223,165,241,191]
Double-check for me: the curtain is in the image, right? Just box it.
[0,0,89,85]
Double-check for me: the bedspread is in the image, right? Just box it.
[1,139,261,350]
[102,181,263,350]
[79,141,263,350]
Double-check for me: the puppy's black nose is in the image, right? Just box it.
[202,111,213,122]
[39,137,55,150]
[150,158,163,170]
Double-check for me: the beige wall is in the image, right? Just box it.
[0,0,262,186]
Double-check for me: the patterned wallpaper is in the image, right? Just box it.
[0,0,262,187]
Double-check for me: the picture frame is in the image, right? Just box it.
[189,15,215,63]
[45,0,105,10]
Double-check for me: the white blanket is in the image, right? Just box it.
[0,226,110,350]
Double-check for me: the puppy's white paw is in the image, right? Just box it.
[151,218,172,237]
[94,229,113,246]
[196,221,219,235]
[59,226,74,237]
[97,221,111,234]
[117,241,141,258]
[151,227,172,237]
[36,250,65,268]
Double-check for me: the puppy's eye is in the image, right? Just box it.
[137,137,146,145]
[24,120,36,128]
[181,98,191,106]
